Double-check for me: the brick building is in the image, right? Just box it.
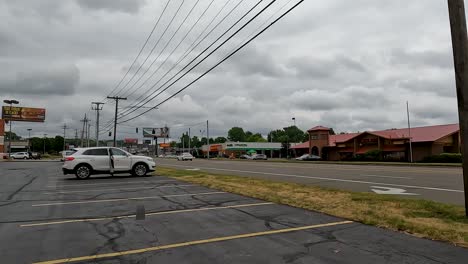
[291,124,460,162]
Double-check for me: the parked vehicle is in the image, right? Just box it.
[177,153,194,161]
[11,152,29,159]
[295,154,321,161]
[31,152,41,160]
[240,154,253,159]
[252,154,268,160]
[60,150,76,161]
[62,147,156,179]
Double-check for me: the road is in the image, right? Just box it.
[158,159,466,205]
[1,161,467,263]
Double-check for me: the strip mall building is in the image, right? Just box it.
[291,124,460,162]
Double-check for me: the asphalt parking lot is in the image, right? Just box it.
[1,161,468,263]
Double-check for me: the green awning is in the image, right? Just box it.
[247,149,257,154]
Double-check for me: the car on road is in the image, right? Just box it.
[240,154,253,159]
[252,154,268,160]
[62,147,156,179]
[177,153,194,161]
[295,154,322,161]
[11,152,30,159]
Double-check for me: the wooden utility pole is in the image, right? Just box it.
[107,96,127,147]
[448,0,468,216]
[80,114,87,147]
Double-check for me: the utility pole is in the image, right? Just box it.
[75,129,78,147]
[87,122,91,147]
[406,101,413,163]
[62,124,68,151]
[92,102,104,147]
[107,96,127,147]
[188,128,191,154]
[182,133,185,152]
[27,128,32,151]
[80,114,87,147]
[207,120,210,159]
[43,134,47,154]
[448,0,468,216]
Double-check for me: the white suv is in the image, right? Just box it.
[11,152,29,159]
[177,153,194,161]
[62,147,156,179]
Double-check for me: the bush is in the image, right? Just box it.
[421,153,462,163]
[351,150,383,161]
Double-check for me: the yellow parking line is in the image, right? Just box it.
[43,184,194,194]
[33,220,353,264]
[32,191,226,207]
[21,202,273,227]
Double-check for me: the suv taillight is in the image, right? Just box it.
[65,157,75,161]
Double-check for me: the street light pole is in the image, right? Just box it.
[27,129,32,151]
[3,99,19,158]
[43,134,47,154]
[292,117,296,127]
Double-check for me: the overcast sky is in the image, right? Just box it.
[0,0,461,142]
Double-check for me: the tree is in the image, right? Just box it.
[283,126,306,143]
[4,131,21,140]
[191,136,201,148]
[227,127,246,142]
[214,137,227,143]
[247,133,267,142]
[169,141,177,148]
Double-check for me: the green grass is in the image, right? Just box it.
[156,166,468,248]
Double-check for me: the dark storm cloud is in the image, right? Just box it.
[76,0,146,14]
[1,65,80,96]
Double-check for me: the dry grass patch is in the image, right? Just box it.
[156,166,468,247]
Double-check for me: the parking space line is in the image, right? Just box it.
[46,180,177,188]
[167,164,464,193]
[43,184,195,194]
[32,191,226,207]
[33,220,353,264]
[22,202,273,227]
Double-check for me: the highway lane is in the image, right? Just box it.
[158,159,465,205]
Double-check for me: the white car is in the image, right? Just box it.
[11,152,29,159]
[62,147,156,179]
[177,153,194,161]
[60,150,76,161]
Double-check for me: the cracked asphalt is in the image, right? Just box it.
[1,161,467,263]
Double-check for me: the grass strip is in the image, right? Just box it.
[156,166,468,248]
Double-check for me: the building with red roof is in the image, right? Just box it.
[292,124,460,161]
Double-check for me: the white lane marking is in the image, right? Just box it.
[43,184,195,194]
[165,164,464,193]
[371,186,419,195]
[47,180,177,188]
[32,191,226,206]
[360,174,412,180]
[186,168,200,171]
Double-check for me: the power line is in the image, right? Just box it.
[104,0,171,101]
[108,0,186,100]
[100,0,247,129]
[116,0,266,120]
[120,0,304,124]
[118,0,216,100]
[119,0,243,110]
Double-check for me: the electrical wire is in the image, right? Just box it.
[118,0,213,100]
[108,0,186,99]
[118,0,244,116]
[117,0,267,120]
[103,0,171,102]
[119,0,304,124]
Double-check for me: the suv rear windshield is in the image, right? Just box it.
[82,149,109,156]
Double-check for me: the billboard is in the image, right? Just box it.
[143,127,169,138]
[124,138,138,144]
[2,107,46,122]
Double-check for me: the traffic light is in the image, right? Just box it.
[152,129,156,134]
[136,128,139,133]
[108,131,112,137]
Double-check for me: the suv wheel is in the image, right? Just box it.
[132,163,148,177]
[75,164,91,179]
